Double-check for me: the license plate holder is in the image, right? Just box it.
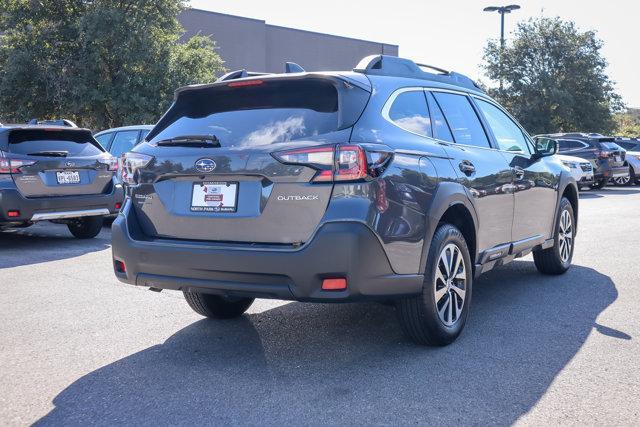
[191,181,238,213]
[56,171,80,184]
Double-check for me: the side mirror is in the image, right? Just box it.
[533,137,558,159]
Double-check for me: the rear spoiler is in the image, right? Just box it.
[216,62,306,83]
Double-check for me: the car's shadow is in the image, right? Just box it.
[0,223,110,269]
[36,261,621,425]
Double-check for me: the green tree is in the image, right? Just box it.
[0,0,226,129]
[482,16,623,135]
[614,108,640,137]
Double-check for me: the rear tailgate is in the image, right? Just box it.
[129,75,370,244]
[598,140,626,168]
[4,128,115,197]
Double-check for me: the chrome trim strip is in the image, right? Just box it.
[31,208,110,221]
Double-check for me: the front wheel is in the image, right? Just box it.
[67,216,103,239]
[183,291,254,319]
[396,224,473,346]
[533,197,575,275]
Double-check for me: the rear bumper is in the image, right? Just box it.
[595,165,629,180]
[0,184,124,223]
[111,202,423,302]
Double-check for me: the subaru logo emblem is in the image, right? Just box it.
[66,161,75,167]
[195,158,216,173]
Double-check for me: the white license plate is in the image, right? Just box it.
[615,156,622,162]
[56,171,80,184]
[191,182,238,212]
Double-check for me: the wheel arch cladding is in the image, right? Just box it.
[420,182,478,274]
[561,182,579,235]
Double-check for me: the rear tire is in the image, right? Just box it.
[396,224,473,346]
[591,179,606,189]
[613,168,632,186]
[183,291,254,319]
[67,216,103,239]
[533,197,574,275]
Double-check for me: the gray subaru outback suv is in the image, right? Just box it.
[0,124,124,238]
[112,55,578,345]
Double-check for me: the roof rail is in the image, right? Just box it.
[285,62,305,73]
[27,118,78,127]
[354,55,483,93]
[216,69,269,82]
[216,61,306,83]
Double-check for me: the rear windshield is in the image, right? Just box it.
[148,78,369,147]
[8,129,104,156]
[598,142,622,150]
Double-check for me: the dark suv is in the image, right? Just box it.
[550,133,628,189]
[112,56,578,345]
[0,124,124,238]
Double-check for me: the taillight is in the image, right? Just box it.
[121,152,153,185]
[0,152,36,174]
[228,80,264,88]
[273,144,392,183]
[99,155,119,171]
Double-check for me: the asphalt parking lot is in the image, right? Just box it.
[1,187,639,425]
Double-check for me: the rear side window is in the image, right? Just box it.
[426,93,454,142]
[109,130,139,158]
[149,78,369,147]
[8,129,104,156]
[432,92,490,148]
[388,91,432,137]
[558,140,584,152]
[599,142,622,150]
[94,132,113,149]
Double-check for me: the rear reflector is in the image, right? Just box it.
[114,260,126,274]
[7,210,20,218]
[322,278,347,291]
[115,203,122,210]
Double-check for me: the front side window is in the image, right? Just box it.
[388,90,432,137]
[432,92,490,148]
[475,99,531,154]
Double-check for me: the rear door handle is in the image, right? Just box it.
[459,160,476,175]
[513,166,525,179]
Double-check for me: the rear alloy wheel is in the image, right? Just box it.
[613,168,632,186]
[533,197,574,275]
[396,224,472,346]
[67,216,103,239]
[183,291,254,319]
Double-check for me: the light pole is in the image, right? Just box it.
[484,4,521,91]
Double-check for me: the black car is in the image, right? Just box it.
[0,124,124,238]
[549,133,628,189]
[112,55,578,346]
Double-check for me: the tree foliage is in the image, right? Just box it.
[0,0,226,129]
[483,16,623,135]
[614,109,640,137]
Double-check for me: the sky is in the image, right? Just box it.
[190,0,639,107]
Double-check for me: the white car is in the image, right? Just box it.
[557,154,594,190]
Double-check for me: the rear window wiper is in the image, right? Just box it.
[155,135,221,147]
[27,151,69,157]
